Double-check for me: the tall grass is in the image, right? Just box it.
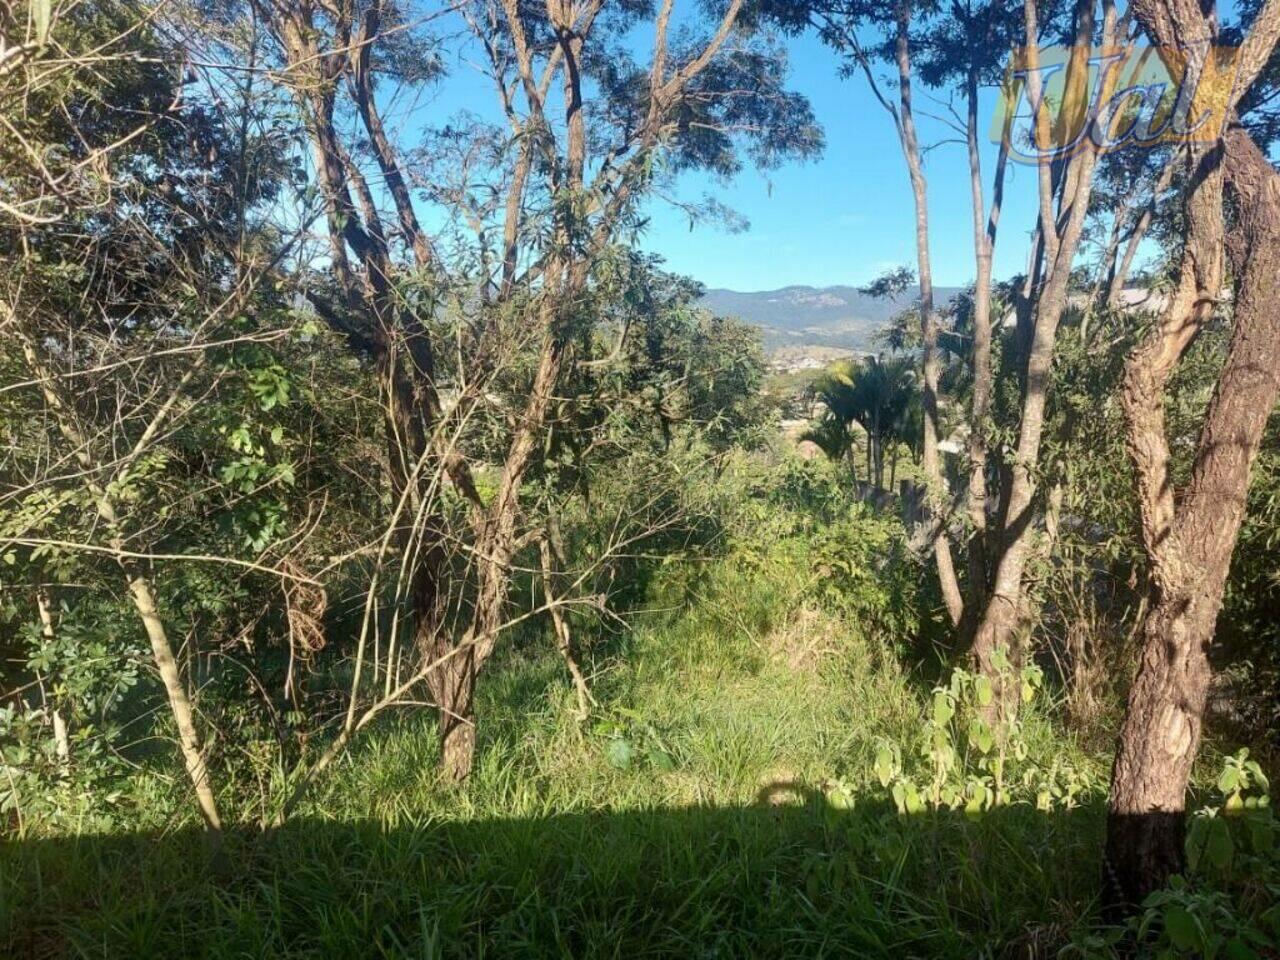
[2,542,1120,958]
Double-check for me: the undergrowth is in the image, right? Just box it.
[2,460,1275,958]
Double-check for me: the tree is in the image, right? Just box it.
[1,0,297,831]
[811,0,1128,704]
[965,0,1125,712]
[915,0,1022,638]
[804,356,918,490]
[810,0,966,627]
[247,0,820,781]
[1104,0,1280,910]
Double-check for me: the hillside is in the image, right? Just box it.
[699,284,965,353]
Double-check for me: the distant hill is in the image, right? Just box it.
[698,284,964,354]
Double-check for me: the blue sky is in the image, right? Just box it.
[418,20,1061,294]
[637,30,1048,292]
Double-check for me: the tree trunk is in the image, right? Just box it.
[273,6,483,789]
[426,302,569,781]
[128,575,223,829]
[1105,594,1213,909]
[15,326,222,832]
[871,429,884,491]
[423,633,477,781]
[893,6,964,628]
[961,62,1008,641]
[970,0,1112,702]
[1106,121,1280,910]
[35,589,70,764]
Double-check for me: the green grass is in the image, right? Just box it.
[3,560,1115,958]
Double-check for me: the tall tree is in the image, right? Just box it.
[916,0,1021,637]
[813,0,1121,685]
[812,0,965,627]
[1105,0,1280,909]
[967,0,1123,708]
[253,0,820,780]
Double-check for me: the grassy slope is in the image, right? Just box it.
[1,555,1115,958]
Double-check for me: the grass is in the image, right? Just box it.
[1,551,1125,958]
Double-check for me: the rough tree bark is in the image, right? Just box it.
[1105,0,1280,909]
[1107,125,1280,909]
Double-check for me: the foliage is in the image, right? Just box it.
[1127,751,1278,959]
[0,596,148,833]
[1,0,1280,955]
[591,706,680,773]
[726,456,923,643]
[2,433,1276,956]
[872,654,1098,817]
[0,523,1110,957]
[803,356,920,488]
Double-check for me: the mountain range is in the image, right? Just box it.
[698,284,963,354]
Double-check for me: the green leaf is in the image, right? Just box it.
[1163,906,1200,952]
[647,747,676,772]
[891,782,906,814]
[903,783,923,814]
[605,738,634,770]
[973,675,993,707]
[933,742,955,773]
[825,785,854,811]
[968,719,994,754]
[1186,819,1207,871]
[1218,766,1240,795]
[1244,760,1269,792]
[1247,816,1274,853]
[589,719,616,738]
[1206,817,1234,869]
[932,692,954,726]
[874,745,895,787]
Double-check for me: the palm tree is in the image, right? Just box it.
[803,356,919,491]
[802,359,861,473]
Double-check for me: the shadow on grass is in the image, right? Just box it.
[2,786,1108,959]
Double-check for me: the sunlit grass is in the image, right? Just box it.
[3,557,1114,958]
